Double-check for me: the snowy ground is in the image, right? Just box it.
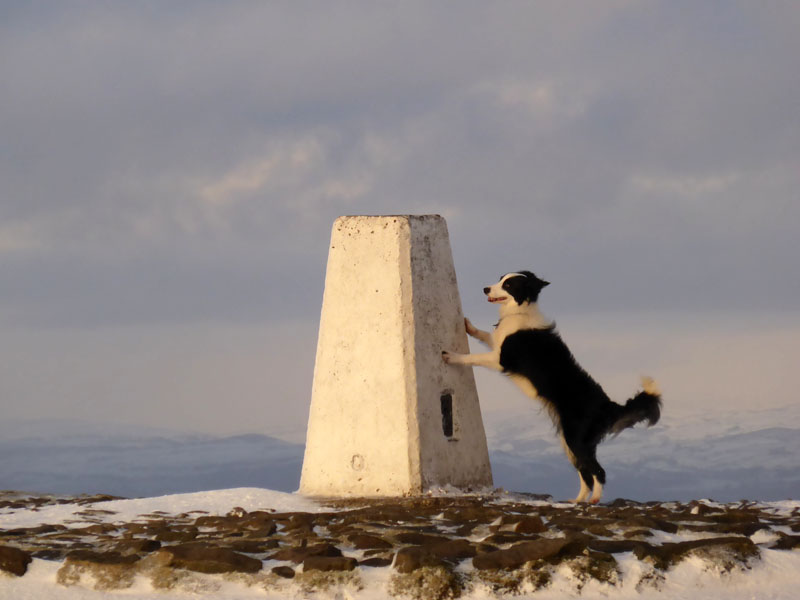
[1,489,799,599]
[2,403,798,597]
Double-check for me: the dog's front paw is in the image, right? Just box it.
[465,318,478,337]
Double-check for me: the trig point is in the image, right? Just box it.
[299,215,493,497]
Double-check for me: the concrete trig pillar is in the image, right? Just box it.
[299,215,493,497]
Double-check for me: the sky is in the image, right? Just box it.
[1,1,799,440]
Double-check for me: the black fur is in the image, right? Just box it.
[501,271,550,305]
[499,327,662,490]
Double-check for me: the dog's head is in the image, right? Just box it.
[483,271,550,307]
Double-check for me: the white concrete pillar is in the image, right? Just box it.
[299,215,493,497]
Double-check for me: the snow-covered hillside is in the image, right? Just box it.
[0,420,303,498]
[2,404,798,502]
[486,403,800,502]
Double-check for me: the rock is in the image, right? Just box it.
[348,534,393,549]
[607,498,642,508]
[510,515,547,534]
[279,513,315,534]
[0,545,32,577]
[393,531,450,546]
[622,528,654,538]
[389,565,463,599]
[272,565,295,578]
[472,538,569,570]
[69,523,119,536]
[303,556,358,572]
[359,556,393,568]
[226,539,279,553]
[568,549,619,586]
[32,549,67,561]
[154,527,198,543]
[587,539,647,554]
[241,513,278,535]
[57,551,140,590]
[268,542,342,564]
[618,516,679,534]
[427,539,477,561]
[394,547,448,573]
[482,532,529,545]
[150,543,262,574]
[770,534,800,551]
[634,537,759,571]
[114,539,161,556]
[194,515,241,529]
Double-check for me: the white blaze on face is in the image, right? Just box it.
[485,273,525,304]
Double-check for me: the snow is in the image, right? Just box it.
[3,489,800,599]
[0,488,322,531]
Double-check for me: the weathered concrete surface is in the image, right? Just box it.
[300,215,492,497]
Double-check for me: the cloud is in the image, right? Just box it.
[0,8,798,313]
[0,220,42,254]
[197,138,326,208]
[1,0,799,438]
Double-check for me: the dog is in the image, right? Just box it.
[442,271,662,503]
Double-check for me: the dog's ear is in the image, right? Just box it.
[520,271,550,302]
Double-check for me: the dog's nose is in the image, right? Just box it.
[483,287,490,295]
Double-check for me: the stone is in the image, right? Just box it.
[154,527,198,543]
[483,532,530,545]
[194,515,241,529]
[272,565,295,578]
[393,547,448,573]
[226,539,279,553]
[427,539,477,561]
[300,215,493,497]
[303,556,358,572]
[360,556,393,568]
[268,542,342,564]
[57,551,140,590]
[634,537,759,571]
[587,539,647,554]
[114,539,161,555]
[393,531,450,546]
[151,543,262,574]
[348,534,393,549]
[771,534,800,550]
[472,538,569,570]
[0,544,32,577]
[617,516,678,534]
[509,515,547,534]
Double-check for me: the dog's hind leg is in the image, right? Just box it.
[588,457,606,504]
[562,434,593,503]
[572,470,592,503]
[590,477,604,505]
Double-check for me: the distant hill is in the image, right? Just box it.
[1,406,798,501]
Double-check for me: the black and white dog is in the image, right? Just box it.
[442,271,662,504]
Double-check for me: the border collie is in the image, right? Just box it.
[442,271,662,504]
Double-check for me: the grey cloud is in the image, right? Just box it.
[1,0,799,329]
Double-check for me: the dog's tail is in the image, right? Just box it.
[608,376,662,437]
